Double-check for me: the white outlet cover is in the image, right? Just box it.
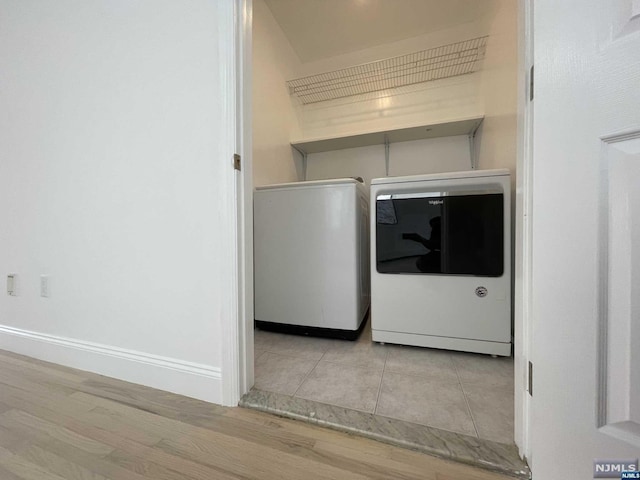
[7,274,17,296]
[40,275,50,298]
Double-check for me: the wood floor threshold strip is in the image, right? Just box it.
[239,389,531,479]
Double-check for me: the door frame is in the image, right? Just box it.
[225,0,535,462]
[514,0,534,460]
[221,0,254,407]
[236,0,255,401]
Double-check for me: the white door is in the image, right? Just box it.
[531,0,640,477]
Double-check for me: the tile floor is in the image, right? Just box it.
[254,320,515,445]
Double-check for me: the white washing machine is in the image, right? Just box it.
[254,178,370,339]
[370,169,511,356]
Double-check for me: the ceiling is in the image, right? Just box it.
[263,0,495,63]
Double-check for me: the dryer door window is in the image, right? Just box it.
[376,193,503,276]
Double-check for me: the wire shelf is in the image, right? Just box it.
[287,36,488,105]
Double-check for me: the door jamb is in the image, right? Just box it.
[237,0,255,400]
[514,0,534,460]
[222,0,253,407]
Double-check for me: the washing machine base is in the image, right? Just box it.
[255,308,370,341]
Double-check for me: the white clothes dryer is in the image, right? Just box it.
[370,169,511,355]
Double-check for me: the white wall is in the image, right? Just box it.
[0,0,237,403]
[306,145,386,187]
[388,136,472,176]
[475,0,518,176]
[306,136,472,187]
[252,0,303,186]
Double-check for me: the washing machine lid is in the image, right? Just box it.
[255,177,363,191]
[371,169,510,185]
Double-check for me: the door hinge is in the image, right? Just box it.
[233,153,241,171]
[528,361,533,396]
[529,65,534,101]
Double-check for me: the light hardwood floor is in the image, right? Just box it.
[0,349,514,480]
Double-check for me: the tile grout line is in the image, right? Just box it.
[257,348,325,362]
[302,356,385,371]
[291,348,328,398]
[381,368,463,384]
[254,333,333,362]
[373,411,476,438]
[254,350,266,364]
[454,359,480,439]
[255,333,330,397]
[373,347,389,415]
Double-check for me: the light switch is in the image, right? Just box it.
[40,275,50,298]
[7,274,17,296]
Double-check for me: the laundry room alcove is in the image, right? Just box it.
[248,0,525,477]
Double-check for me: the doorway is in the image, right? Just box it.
[234,0,531,476]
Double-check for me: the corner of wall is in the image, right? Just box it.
[252,0,303,186]
[476,0,519,177]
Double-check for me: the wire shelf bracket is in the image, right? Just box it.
[287,36,488,105]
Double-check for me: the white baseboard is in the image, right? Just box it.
[0,324,222,404]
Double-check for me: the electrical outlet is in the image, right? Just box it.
[40,275,50,298]
[7,274,17,296]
